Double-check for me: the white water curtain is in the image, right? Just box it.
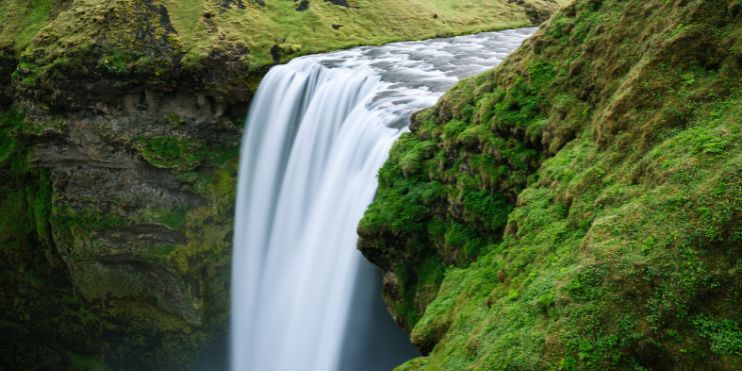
[231,27,536,371]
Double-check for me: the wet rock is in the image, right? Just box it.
[296,0,310,11]
[326,0,351,7]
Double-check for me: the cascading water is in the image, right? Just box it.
[231,27,535,371]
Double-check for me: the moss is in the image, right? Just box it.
[490,61,554,138]
[0,107,107,369]
[31,171,53,245]
[147,244,178,259]
[164,112,185,126]
[133,206,189,230]
[0,108,25,155]
[693,316,742,357]
[0,0,57,51]
[361,0,742,369]
[69,353,109,371]
[135,135,207,171]
[359,57,555,331]
[0,105,241,368]
[98,50,130,75]
[1,107,226,369]
[53,206,126,231]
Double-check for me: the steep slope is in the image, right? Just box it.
[0,1,568,370]
[359,0,742,369]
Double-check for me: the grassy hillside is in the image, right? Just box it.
[165,0,558,65]
[0,0,563,108]
[1,0,560,56]
[359,0,742,369]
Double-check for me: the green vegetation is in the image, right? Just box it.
[0,108,102,369]
[0,0,57,51]
[7,0,740,369]
[135,135,207,171]
[0,105,238,368]
[0,0,564,108]
[166,0,554,67]
[360,0,742,369]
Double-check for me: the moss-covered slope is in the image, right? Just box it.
[359,0,742,369]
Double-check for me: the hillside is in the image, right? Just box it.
[1,0,560,108]
[359,0,742,369]
[0,1,565,370]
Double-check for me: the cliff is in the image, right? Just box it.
[0,1,564,370]
[359,0,742,369]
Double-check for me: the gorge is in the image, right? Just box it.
[1,0,740,370]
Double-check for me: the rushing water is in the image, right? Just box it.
[230,27,535,371]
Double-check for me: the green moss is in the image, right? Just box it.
[98,51,130,75]
[0,107,107,369]
[135,135,207,171]
[147,244,177,259]
[0,188,32,240]
[0,0,56,51]
[492,64,552,131]
[164,112,185,126]
[134,207,189,230]
[361,0,742,369]
[53,206,126,232]
[31,171,52,245]
[693,316,742,356]
[69,353,109,371]
[0,109,24,163]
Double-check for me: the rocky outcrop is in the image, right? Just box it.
[325,0,351,8]
[0,48,14,107]
[2,89,241,369]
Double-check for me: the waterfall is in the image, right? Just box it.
[231,27,535,371]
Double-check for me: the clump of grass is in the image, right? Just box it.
[134,135,207,171]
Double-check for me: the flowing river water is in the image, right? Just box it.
[231,27,535,371]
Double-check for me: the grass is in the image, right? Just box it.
[0,0,566,106]
[164,0,555,65]
[359,0,742,369]
[0,0,55,52]
[0,108,110,369]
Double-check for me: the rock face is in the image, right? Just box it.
[3,90,242,371]
[359,0,742,369]
[0,0,565,369]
